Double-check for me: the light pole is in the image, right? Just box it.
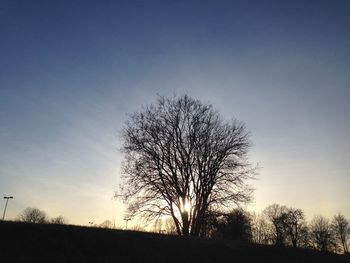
[2,196,13,220]
[124,218,131,230]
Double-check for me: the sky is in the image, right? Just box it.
[0,0,349,226]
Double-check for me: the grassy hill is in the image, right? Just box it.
[1,221,349,263]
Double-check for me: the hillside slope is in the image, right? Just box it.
[1,221,349,263]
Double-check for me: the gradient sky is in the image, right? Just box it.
[1,0,349,226]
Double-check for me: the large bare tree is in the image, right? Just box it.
[119,95,254,236]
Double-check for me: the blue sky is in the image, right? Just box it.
[1,0,349,225]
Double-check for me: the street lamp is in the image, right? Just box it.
[2,196,13,220]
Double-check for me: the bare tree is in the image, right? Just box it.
[99,219,114,229]
[298,224,310,249]
[284,208,306,248]
[331,213,349,254]
[50,216,67,224]
[263,204,288,246]
[251,212,273,245]
[19,207,47,223]
[119,95,255,237]
[253,206,309,248]
[309,216,336,252]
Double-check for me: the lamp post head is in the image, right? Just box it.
[2,196,13,220]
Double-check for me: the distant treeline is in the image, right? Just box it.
[152,203,349,255]
[13,204,349,254]
[15,207,67,225]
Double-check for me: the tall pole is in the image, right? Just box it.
[2,196,13,220]
[124,218,131,230]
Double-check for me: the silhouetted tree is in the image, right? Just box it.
[284,208,306,248]
[99,220,114,229]
[263,204,288,246]
[119,95,254,237]
[331,213,349,254]
[252,207,309,248]
[19,207,47,223]
[297,224,311,249]
[309,216,336,252]
[199,210,220,238]
[50,216,67,224]
[251,212,272,244]
[213,209,252,242]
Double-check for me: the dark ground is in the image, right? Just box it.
[1,221,349,263]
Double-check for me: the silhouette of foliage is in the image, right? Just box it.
[212,209,252,242]
[199,209,221,238]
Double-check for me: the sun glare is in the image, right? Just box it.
[180,197,192,214]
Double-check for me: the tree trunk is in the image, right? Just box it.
[181,211,190,236]
[191,206,206,237]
